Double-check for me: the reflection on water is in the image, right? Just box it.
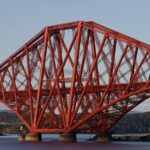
[43,134,95,142]
[0,134,95,142]
[0,135,150,150]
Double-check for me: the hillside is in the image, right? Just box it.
[0,110,22,134]
[111,112,150,134]
[0,110,150,134]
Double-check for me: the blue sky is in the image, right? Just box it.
[0,0,150,61]
[0,0,150,111]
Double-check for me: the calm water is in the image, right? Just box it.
[0,135,150,150]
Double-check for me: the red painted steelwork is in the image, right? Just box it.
[0,21,150,133]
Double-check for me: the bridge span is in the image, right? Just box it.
[0,21,150,141]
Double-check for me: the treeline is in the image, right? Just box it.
[111,112,150,134]
[0,110,20,123]
[0,110,150,134]
[0,110,22,134]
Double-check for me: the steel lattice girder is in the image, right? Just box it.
[0,21,150,133]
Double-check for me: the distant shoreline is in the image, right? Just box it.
[112,134,150,141]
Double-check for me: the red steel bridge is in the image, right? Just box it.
[0,21,150,134]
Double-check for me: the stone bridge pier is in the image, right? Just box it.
[18,133,42,141]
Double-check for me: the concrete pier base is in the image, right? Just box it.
[59,133,76,142]
[25,133,42,141]
[18,133,42,142]
[94,133,111,142]
[18,134,25,141]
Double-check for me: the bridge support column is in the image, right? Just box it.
[25,133,42,141]
[59,133,76,142]
[94,133,111,142]
[18,134,25,141]
[19,133,42,142]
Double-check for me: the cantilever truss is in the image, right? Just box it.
[0,21,150,133]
